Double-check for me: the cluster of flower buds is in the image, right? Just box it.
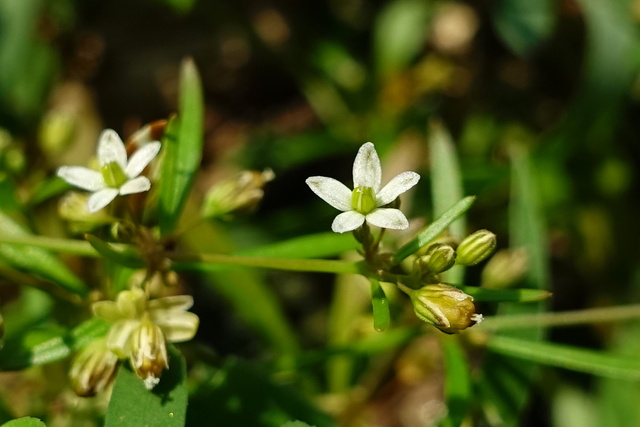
[70,288,199,393]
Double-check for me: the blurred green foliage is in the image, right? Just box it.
[1,0,640,425]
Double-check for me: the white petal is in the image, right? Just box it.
[119,176,151,195]
[125,141,161,178]
[88,188,119,213]
[156,312,200,342]
[352,142,381,191]
[376,171,420,206]
[57,166,105,191]
[97,129,128,168]
[331,211,365,233]
[365,208,409,230]
[306,176,352,211]
[148,295,194,315]
[92,300,121,322]
[106,320,139,358]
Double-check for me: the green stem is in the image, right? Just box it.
[479,304,640,330]
[0,234,98,256]
[169,252,363,275]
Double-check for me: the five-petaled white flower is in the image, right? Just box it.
[57,129,161,213]
[306,142,420,233]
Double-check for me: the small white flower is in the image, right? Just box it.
[306,142,420,233]
[57,129,161,213]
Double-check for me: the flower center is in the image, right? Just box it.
[101,161,128,188]
[351,186,377,214]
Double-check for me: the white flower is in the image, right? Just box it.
[57,129,161,213]
[306,142,420,233]
[92,288,199,389]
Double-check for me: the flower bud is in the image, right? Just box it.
[416,244,456,275]
[130,318,169,390]
[481,248,529,289]
[456,229,497,266]
[409,284,481,333]
[59,192,112,232]
[201,169,275,219]
[69,338,119,397]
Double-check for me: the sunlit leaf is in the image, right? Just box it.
[0,417,46,427]
[0,318,109,370]
[0,211,88,297]
[158,58,204,236]
[105,346,187,427]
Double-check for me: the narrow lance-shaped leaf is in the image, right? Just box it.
[0,211,88,297]
[429,120,466,284]
[441,337,471,427]
[369,278,390,332]
[158,58,204,236]
[487,335,640,381]
[393,196,476,262]
[85,234,145,269]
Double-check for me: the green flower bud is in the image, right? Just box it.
[416,244,456,275]
[201,169,275,219]
[409,284,481,333]
[456,229,497,266]
[69,338,119,397]
[59,192,112,232]
[481,248,529,289]
[130,317,169,390]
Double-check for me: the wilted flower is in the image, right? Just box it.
[407,283,482,333]
[201,168,275,219]
[92,288,199,389]
[69,337,119,397]
[57,129,161,213]
[306,142,420,233]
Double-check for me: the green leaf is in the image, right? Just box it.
[428,120,466,284]
[393,196,476,262]
[459,286,551,303]
[85,234,145,269]
[374,0,432,76]
[1,417,46,427]
[492,0,554,56]
[105,345,187,427]
[158,58,204,236]
[0,211,88,297]
[281,422,314,427]
[476,142,549,426]
[369,278,390,332]
[0,318,109,370]
[486,335,640,380]
[442,338,471,427]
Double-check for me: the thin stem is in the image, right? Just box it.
[479,304,640,330]
[169,252,363,275]
[0,235,98,256]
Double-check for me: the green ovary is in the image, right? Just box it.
[351,186,377,214]
[101,162,128,188]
